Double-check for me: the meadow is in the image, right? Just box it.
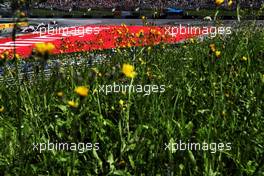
[0,13,264,176]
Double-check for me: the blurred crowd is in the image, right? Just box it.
[38,0,263,10]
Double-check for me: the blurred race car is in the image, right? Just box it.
[164,7,184,18]
[50,20,58,25]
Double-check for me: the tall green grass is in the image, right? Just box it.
[0,23,263,175]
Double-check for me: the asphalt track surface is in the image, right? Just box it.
[28,18,264,26]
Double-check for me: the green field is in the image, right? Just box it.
[0,20,263,175]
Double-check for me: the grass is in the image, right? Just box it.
[0,20,263,175]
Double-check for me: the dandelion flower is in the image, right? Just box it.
[119,99,124,107]
[215,0,224,6]
[57,91,64,97]
[147,46,152,51]
[209,44,216,52]
[221,111,226,116]
[241,56,247,61]
[4,51,9,56]
[0,106,4,112]
[15,54,20,59]
[228,0,233,7]
[215,50,221,58]
[118,160,126,166]
[122,64,137,78]
[117,30,122,35]
[68,100,78,108]
[35,42,55,55]
[74,86,89,97]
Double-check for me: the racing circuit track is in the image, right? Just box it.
[0,18,263,84]
[0,18,221,57]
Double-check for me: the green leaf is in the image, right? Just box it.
[128,155,135,169]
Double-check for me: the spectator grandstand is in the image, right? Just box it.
[37,0,263,10]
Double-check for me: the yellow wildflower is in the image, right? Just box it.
[117,30,122,35]
[215,0,224,6]
[57,92,64,97]
[147,46,151,51]
[147,70,151,77]
[0,106,4,112]
[150,29,156,34]
[131,39,136,44]
[141,16,145,20]
[136,30,144,37]
[228,0,233,7]
[221,111,226,117]
[74,86,89,97]
[118,160,126,166]
[241,56,247,61]
[4,51,9,56]
[209,44,216,52]
[215,50,221,58]
[68,100,78,108]
[122,64,137,78]
[35,42,55,55]
[119,99,124,107]
[20,12,26,17]
[15,54,20,59]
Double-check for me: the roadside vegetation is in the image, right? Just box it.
[0,1,263,175]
